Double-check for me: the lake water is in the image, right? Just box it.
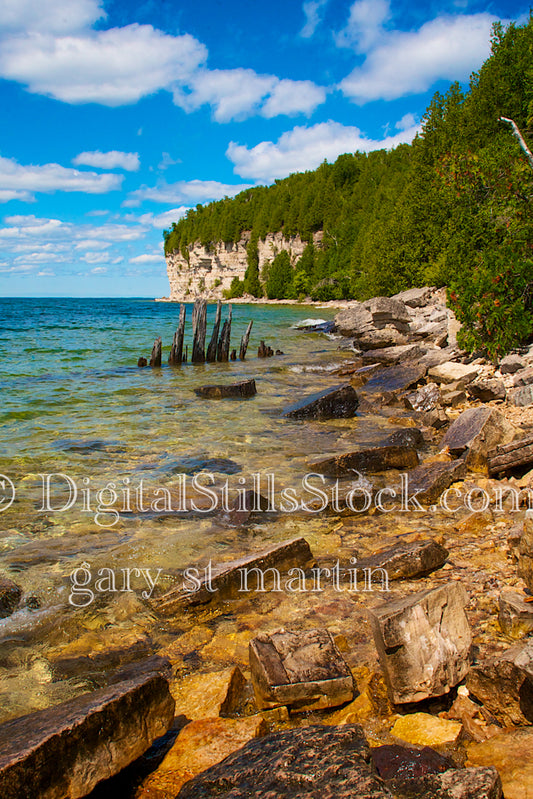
[0,297,396,722]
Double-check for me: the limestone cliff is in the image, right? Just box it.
[165,231,322,301]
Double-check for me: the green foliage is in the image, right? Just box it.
[162,15,533,355]
[224,276,245,299]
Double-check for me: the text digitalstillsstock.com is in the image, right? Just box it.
[1,471,532,527]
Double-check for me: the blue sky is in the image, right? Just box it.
[0,0,528,297]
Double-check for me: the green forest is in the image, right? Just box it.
[164,17,533,358]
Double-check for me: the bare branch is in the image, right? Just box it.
[500,116,533,171]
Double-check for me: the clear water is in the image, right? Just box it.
[0,298,395,721]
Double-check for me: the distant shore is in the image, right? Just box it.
[155,295,353,309]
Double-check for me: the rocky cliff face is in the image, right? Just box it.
[165,231,322,301]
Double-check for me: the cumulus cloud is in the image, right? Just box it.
[129,253,163,264]
[227,119,421,182]
[124,179,252,207]
[0,0,104,34]
[73,150,140,171]
[339,12,498,103]
[300,0,328,38]
[335,0,390,52]
[261,79,327,118]
[0,155,122,201]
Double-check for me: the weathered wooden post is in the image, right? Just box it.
[206,300,221,362]
[239,320,253,360]
[217,304,232,362]
[191,299,207,363]
[149,336,162,367]
[169,304,186,365]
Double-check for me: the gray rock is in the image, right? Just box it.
[499,354,525,375]
[249,628,354,712]
[155,537,315,613]
[466,641,533,726]
[369,582,472,704]
[283,384,359,420]
[194,379,257,399]
[357,328,407,350]
[0,577,22,619]
[383,428,425,449]
[441,389,467,407]
[0,671,175,799]
[392,286,433,308]
[468,378,506,402]
[366,296,410,330]
[390,767,503,799]
[404,460,466,505]
[421,408,449,429]
[178,724,394,799]
[360,539,448,580]
[498,590,533,638]
[309,445,419,477]
[362,344,426,366]
[440,407,516,470]
[334,303,373,337]
[513,366,533,387]
[405,382,441,412]
[363,363,427,393]
[428,361,480,386]
[509,384,533,407]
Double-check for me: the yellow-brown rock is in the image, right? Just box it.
[467,728,533,799]
[391,712,463,747]
[170,666,245,720]
[136,715,266,799]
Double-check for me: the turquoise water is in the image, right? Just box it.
[0,298,394,721]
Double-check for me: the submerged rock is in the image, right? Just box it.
[179,724,393,799]
[194,379,257,399]
[467,727,533,799]
[282,384,359,420]
[404,459,466,505]
[249,628,354,712]
[0,577,22,619]
[170,666,245,720]
[0,671,175,799]
[369,582,472,704]
[360,539,448,580]
[309,445,419,477]
[363,362,427,393]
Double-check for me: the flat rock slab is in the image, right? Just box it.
[405,382,441,412]
[428,361,480,386]
[467,728,533,799]
[509,385,533,407]
[178,723,393,799]
[360,540,448,580]
[390,767,503,799]
[155,537,315,613]
[488,434,533,477]
[468,378,506,402]
[357,328,407,350]
[362,362,427,393]
[334,303,374,337]
[499,354,525,374]
[0,671,175,799]
[309,445,419,477]
[392,286,433,308]
[440,407,516,471]
[499,590,533,638]
[369,581,472,704]
[372,744,453,781]
[362,344,425,366]
[404,460,466,505]
[170,666,245,720]
[194,379,256,399]
[0,577,22,618]
[249,628,354,711]
[466,641,533,726]
[282,384,359,420]
[392,713,462,747]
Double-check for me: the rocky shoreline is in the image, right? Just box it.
[3,286,533,798]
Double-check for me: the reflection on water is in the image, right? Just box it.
[0,298,405,722]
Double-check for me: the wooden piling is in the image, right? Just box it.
[239,320,253,360]
[217,304,232,362]
[191,299,207,363]
[206,300,221,362]
[149,336,162,367]
[169,304,186,365]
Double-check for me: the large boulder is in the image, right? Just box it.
[282,384,359,420]
[440,406,517,470]
[0,671,175,799]
[334,303,374,337]
[368,582,472,704]
[392,286,433,308]
[466,641,533,726]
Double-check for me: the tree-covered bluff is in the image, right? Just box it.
[164,17,533,358]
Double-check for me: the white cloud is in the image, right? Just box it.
[0,155,122,201]
[227,119,421,182]
[335,0,390,52]
[339,13,498,103]
[174,68,326,122]
[81,251,111,264]
[73,150,140,171]
[124,179,252,207]
[395,112,416,130]
[300,0,328,38]
[147,208,188,228]
[91,266,107,273]
[0,25,207,105]
[129,254,163,264]
[0,0,104,34]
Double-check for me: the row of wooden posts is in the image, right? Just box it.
[147,300,253,367]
